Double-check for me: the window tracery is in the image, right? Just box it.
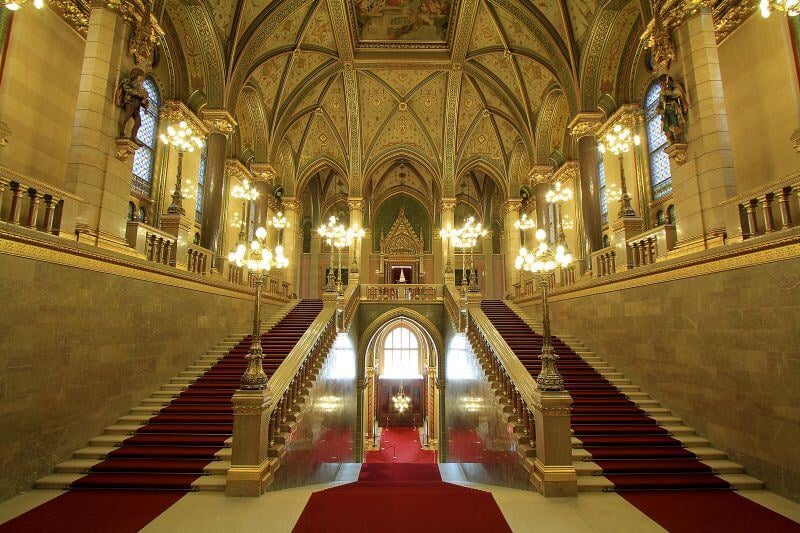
[131,77,160,198]
[645,81,672,200]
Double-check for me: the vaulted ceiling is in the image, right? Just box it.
[159,0,648,197]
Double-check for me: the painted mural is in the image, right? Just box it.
[353,0,451,42]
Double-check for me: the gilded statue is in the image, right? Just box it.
[657,76,688,145]
[116,68,149,141]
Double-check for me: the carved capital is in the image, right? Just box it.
[347,197,365,212]
[597,104,644,139]
[439,197,457,212]
[501,198,523,215]
[161,100,209,137]
[665,143,688,166]
[553,161,580,184]
[201,109,237,135]
[115,137,140,161]
[528,165,553,185]
[281,197,302,214]
[568,112,604,138]
[226,159,254,183]
[250,163,276,183]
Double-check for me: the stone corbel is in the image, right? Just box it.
[529,165,554,185]
[160,100,209,138]
[792,129,800,154]
[0,120,11,150]
[665,143,689,165]
[201,109,237,136]
[226,159,255,185]
[115,137,140,161]
[250,163,276,184]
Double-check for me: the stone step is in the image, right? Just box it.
[573,459,744,477]
[34,473,84,490]
[687,446,726,460]
[73,446,118,459]
[118,414,153,424]
[104,424,143,435]
[577,475,613,492]
[719,474,764,490]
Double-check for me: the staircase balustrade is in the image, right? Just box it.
[723,173,799,241]
[186,243,211,274]
[591,246,616,278]
[444,283,465,332]
[340,283,360,331]
[0,165,78,237]
[627,224,677,268]
[466,308,577,497]
[126,221,177,266]
[361,283,441,302]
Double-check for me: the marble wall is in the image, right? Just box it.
[518,256,800,501]
[0,252,284,502]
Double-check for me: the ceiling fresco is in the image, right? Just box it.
[350,0,458,47]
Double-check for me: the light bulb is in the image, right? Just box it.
[515,256,523,269]
[255,227,267,239]
[538,242,548,253]
[228,252,236,262]
[250,240,260,251]
[519,246,528,256]
[33,0,44,7]
[535,228,546,241]
[236,243,246,255]
[275,244,284,254]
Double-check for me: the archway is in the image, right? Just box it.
[360,311,443,461]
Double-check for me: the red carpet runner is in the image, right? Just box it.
[0,300,323,533]
[294,428,511,533]
[480,300,800,531]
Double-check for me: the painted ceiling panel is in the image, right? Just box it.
[408,73,447,154]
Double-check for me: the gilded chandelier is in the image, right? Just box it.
[392,383,412,414]
[760,0,799,17]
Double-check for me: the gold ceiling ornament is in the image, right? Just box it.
[642,0,677,74]
[43,0,89,36]
[128,5,162,71]
[567,112,604,139]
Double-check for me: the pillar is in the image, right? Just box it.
[530,390,577,497]
[200,110,237,271]
[569,113,605,272]
[670,6,736,251]
[226,390,274,496]
[440,198,456,284]
[65,6,137,250]
[282,197,301,297]
[502,198,522,298]
[348,197,365,275]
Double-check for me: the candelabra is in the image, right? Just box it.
[348,223,365,274]
[227,226,289,390]
[231,179,259,244]
[546,181,573,245]
[317,216,340,292]
[459,216,487,293]
[514,229,573,391]
[598,124,640,219]
[269,210,289,246]
[331,225,349,294]
[439,224,460,274]
[160,120,204,215]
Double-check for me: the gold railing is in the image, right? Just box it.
[361,283,442,302]
[0,165,81,237]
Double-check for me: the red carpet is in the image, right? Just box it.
[0,490,186,533]
[1,301,323,531]
[293,463,511,532]
[365,427,435,463]
[621,490,800,532]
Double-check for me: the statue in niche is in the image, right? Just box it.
[116,68,149,141]
[657,76,688,145]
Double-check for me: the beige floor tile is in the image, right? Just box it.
[0,489,64,525]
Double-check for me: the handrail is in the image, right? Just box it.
[341,283,360,331]
[444,283,463,331]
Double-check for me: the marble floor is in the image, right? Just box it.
[1,464,800,532]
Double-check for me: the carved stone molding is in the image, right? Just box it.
[48,0,90,37]
[440,197,457,212]
[792,129,800,154]
[114,137,140,161]
[200,109,237,135]
[347,197,365,212]
[642,0,753,45]
[281,197,302,213]
[597,104,644,139]
[501,198,523,215]
[160,100,209,138]
[0,120,11,148]
[665,143,688,165]
[568,112,605,138]
[226,159,254,184]
[529,165,553,185]
[105,0,151,27]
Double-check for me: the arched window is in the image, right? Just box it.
[381,326,420,379]
[655,210,665,226]
[598,153,608,226]
[602,234,610,248]
[193,232,201,244]
[667,204,676,224]
[645,81,672,200]
[138,207,147,223]
[127,201,136,221]
[195,148,207,224]
[131,77,161,198]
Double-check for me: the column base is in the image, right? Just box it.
[225,457,276,497]
[530,460,578,497]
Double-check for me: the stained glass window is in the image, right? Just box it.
[598,153,608,227]
[195,148,207,224]
[645,81,672,200]
[381,326,420,379]
[131,78,160,197]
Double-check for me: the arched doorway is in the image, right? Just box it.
[361,313,442,458]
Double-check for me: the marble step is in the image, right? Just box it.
[34,473,227,491]
[573,459,745,476]
[53,459,230,475]
[576,473,763,492]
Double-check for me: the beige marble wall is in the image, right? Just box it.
[518,257,800,501]
[0,253,283,502]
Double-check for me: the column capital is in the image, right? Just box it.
[529,165,553,185]
[553,161,580,184]
[598,104,644,138]
[501,198,523,215]
[347,197,365,212]
[281,197,302,213]
[201,109,238,135]
[568,112,605,138]
[439,197,457,212]
[250,163,276,183]
[161,100,209,137]
[225,159,254,183]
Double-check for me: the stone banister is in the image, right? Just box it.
[444,282,465,332]
[627,224,677,268]
[361,283,442,302]
[467,308,577,496]
[0,165,81,237]
[722,172,799,242]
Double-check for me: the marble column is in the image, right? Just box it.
[670,6,736,250]
[529,166,552,233]
[440,198,456,284]
[502,198,522,298]
[65,6,138,250]
[200,110,236,272]
[569,113,605,272]
[282,197,301,297]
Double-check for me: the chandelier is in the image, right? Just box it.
[3,0,44,10]
[392,383,411,413]
[760,0,798,17]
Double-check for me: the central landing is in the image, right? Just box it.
[365,427,435,464]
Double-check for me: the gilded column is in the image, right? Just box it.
[568,113,604,272]
[348,197,365,275]
[440,198,456,283]
[200,110,237,272]
[502,198,522,297]
[281,197,301,297]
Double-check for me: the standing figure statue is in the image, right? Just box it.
[657,76,688,145]
[116,68,149,141]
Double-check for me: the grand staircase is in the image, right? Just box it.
[35,299,324,492]
[479,300,764,492]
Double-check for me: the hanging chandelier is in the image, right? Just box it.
[3,0,44,11]
[392,382,411,413]
[760,0,799,17]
